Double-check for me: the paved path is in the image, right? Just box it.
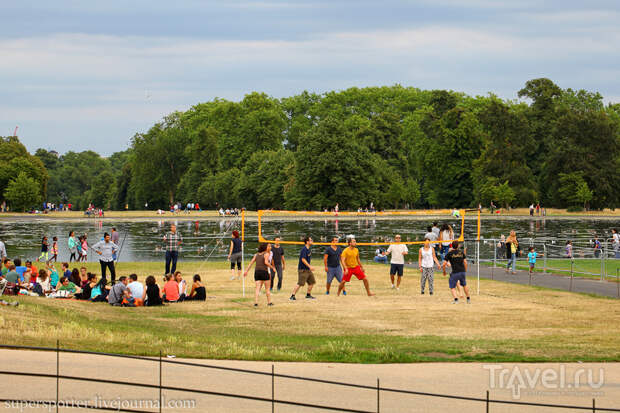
[475,264,620,298]
[0,350,619,412]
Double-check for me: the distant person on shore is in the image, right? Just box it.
[612,229,620,258]
[0,238,6,260]
[387,234,408,290]
[529,204,534,216]
[527,247,543,275]
[565,240,573,259]
[373,247,388,264]
[110,228,120,260]
[38,236,49,262]
[51,236,58,262]
[593,236,602,258]
[228,230,243,280]
[505,231,518,274]
[443,241,470,304]
[163,224,182,275]
[244,243,275,307]
[92,232,119,283]
[290,237,316,301]
[68,231,79,262]
[337,237,375,297]
[323,237,345,295]
[438,224,453,269]
[419,237,440,295]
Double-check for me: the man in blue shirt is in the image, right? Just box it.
[290,237,316,301]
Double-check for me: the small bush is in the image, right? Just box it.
[566,205,583,212]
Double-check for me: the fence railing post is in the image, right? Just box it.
[376,378,380,413]
[56,340,59,413]
[272,364,275,413]
[593,397,596,412]
[616,268,619,299]
[543,243,547,274]
[492,240,496,280]
[486,390,489,413]
[600,245,604,281]
[570,260,574,292]
[159,350,162,413]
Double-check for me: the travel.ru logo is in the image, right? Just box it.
[483,365,604,399]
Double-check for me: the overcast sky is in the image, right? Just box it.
[2,0,619,156]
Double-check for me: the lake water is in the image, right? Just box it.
[1,216,618,263]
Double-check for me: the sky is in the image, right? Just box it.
[1,0,619,156]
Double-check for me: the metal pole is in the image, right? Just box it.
[477,241,480,295]
[272,364,275,413]
[56,340,59,413]
[492,240,496,280]
[570,260,574,292]
[593,397,596,412]
[159,350,162,413]
[600,246,604,281]
[543,243,547,274]
[616,268,619,299]
[242,242,245,298]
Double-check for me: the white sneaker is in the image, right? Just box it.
[396,287,400,291]
[391,284,395,289]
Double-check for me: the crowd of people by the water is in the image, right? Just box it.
[1,211,619,308]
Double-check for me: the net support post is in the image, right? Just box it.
[476,240,480,295]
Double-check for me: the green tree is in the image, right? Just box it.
[495,181,516,209]
[4,172,42,212]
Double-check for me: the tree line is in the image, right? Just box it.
[1,78,619,212]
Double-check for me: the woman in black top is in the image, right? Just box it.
[144,275,163,306]
[228,230,243,280]
[187,274,206,301]
[243,243,276,307]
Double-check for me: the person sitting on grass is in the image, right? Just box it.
[76,273,96,300]
[57,276,81,298]
[1,258,11,276]
[144,275,163,306]
[90,277,109,302]
[127,274,145,306]
[48,262,60,289]
[162,273,180,302]
[373,247,388,264]
[187,274,206,301]
[108,276,132,306]
[61,262,71,280]
[34,269,52,296]
[175,271,187,302]
[14,258,28,283]
[25,260,38,283]
[70,268,82,288]
[79,267,88,287]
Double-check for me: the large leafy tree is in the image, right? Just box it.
[4,172,42,212]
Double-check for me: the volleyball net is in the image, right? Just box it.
[257,209,481,246]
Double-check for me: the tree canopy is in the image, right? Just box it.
[1,78,615,213]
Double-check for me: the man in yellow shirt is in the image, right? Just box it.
[337,237,375,296]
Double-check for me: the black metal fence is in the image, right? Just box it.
[0,343,618,412]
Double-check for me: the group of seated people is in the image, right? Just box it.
[0,258,206,307]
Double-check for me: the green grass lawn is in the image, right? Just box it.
[1,261,619,363]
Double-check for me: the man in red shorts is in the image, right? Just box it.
[337,237,375,296]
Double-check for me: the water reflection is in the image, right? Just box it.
[0,217,618,262]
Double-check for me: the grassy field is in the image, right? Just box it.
[1,261,619,363]
[1,207,619,219]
